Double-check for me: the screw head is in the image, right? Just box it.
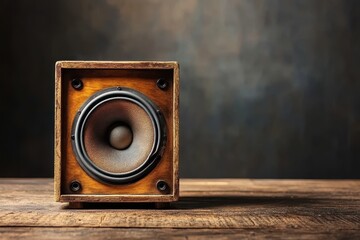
[156,180,170,194]
[156,78,168,90]
[70,180,81,192]
[71,78,83,90]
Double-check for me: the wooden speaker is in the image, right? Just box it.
[54,61,179,203]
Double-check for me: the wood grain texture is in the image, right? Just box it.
[0,178,359,239]
[56,61,178,69]
[1,227,359,240]
[54,61,179,202]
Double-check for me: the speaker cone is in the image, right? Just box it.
[71,87,167,184]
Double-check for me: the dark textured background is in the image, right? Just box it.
[0,0,359,178]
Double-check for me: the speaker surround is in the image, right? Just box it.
[54,61,179,203]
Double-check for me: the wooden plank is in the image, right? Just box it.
[0,179,359,231]
[180,178,360,198]
[56,61,178,69]
[0,227,359,240]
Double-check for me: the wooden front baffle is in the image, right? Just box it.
[54,61,179,203]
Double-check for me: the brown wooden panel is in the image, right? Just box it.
[54,61,179,202]
[1,227,359,240]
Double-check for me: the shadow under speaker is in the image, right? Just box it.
[54,61,179,203]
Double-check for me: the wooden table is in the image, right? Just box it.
[0,179,359,239]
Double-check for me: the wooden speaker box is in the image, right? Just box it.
[54,61,179,203]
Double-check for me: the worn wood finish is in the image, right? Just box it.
[0,179,359,239]
[55,61,179,202]
[1,228,359,240]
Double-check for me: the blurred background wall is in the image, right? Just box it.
[0,0,359,178]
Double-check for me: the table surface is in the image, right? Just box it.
[0,178,359,239]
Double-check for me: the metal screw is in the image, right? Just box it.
[156,180,170,194]
[156,78,168,90]
[71,78,83,90]
[70,180,81,192]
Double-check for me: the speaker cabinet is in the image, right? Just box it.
[54,61,179,203]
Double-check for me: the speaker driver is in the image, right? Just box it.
[71,87,167,184]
